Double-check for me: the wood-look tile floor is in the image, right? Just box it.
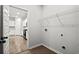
[9,35,27,54]
[9,36,56,54]
[18,45,56,54]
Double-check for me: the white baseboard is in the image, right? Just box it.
[42,43,62,54]
[29,43,43,49]
[28,43,62,54]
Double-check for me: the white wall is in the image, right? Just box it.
[11,5,79,54]
[41,5,79,54]
[13,5,42,48]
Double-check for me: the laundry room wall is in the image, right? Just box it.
[10,5,79,54]
[41,5,79,54]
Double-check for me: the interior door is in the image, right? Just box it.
[0,5,8,54]
[0,5,3,54]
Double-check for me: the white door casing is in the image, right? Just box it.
[3,5,9,54]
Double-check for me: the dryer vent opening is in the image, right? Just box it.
[61,34,63,37]
[45,28,48,32]
[62,46,66,50]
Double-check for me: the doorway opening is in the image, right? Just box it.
[8,6,28,54]
[3,5,28,54]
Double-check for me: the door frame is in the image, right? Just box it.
[1,5,30,54]
[9,5,30,51]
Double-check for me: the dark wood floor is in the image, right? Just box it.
[19,45,56,54]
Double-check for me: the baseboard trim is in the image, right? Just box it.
[42,43,63,54]
[28,43,62,54]
[29,43,43,49]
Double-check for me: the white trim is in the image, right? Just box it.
[27,38,29,49]
[42,43,63,54]
[29,43,43,49]
[26,31,29,49]
[28,42,62,54]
